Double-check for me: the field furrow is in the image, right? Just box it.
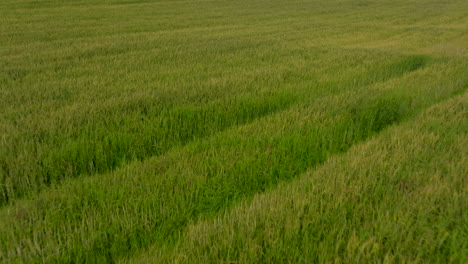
[131,91,467,263]
[0,58,465,262]
[0,0,466,262]
[0,50,431,205]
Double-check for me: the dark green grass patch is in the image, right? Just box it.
[3,71,464,262]
[0,0,467,262]
[140,93,467,264]
[1,90,297,204]
[0,53,429,205]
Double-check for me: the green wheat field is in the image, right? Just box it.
[1,0,467,262]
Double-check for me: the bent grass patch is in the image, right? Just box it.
[0,0,466,262]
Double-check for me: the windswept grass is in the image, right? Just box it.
[135,91,467,264]
[0,53,430,204]
[0,61,465,262]
[0,0,466,262]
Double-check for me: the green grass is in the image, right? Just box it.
[0,0,467,263]
[136,92,467,263]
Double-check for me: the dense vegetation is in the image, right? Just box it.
[0,0,466,262]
